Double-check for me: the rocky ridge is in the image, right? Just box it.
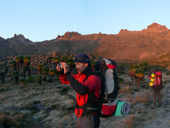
[0,23,170,63]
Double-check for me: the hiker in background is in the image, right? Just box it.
[149,71,163,109]
[56,53,101,128]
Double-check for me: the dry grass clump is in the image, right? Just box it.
[116,114,136,128]
[119,86,133,94]
[0,112,31,128]
[0,88,6,93]
[123,114,135,128]
[0,112,17,127]
[132,93,152,106]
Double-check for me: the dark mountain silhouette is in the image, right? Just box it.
[1,23,170,64]
[0,34,35,56]
[0,37,5,41]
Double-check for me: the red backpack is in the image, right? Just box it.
[155,71,163,89]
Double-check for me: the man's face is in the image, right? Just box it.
[75,62,88,73]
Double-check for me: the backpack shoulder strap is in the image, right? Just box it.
[83,71,97,82]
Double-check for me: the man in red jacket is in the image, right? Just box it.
[56,53,101,128]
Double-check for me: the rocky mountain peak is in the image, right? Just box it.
[11,34,33,44]
[118,29,129,35]
[147,22,168,31]
[13,34,25,40]
[64,32,81,37]
[57,31,81,40]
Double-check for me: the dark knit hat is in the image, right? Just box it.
[73,53,90,63]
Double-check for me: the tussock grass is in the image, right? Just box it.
[0,112,31,128]
[132,93,152,106]
[119,86,133,94]
[124,114,135,128]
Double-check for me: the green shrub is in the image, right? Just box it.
[19,78,27,86]
[28,76,34,83]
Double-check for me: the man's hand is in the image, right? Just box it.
[56,62,70,74]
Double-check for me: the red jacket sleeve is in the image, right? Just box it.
[59,74,70,84]
[60,73,101,95]
[59,73,77,84]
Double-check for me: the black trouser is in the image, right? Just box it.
[76,114,100,128]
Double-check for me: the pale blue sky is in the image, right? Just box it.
[0,0,169,42]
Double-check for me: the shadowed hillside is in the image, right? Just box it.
[0,34,34,56]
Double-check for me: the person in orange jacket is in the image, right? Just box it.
[56,53,101,128]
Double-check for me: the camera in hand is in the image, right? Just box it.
[56,62,64,74]
[58,63,62,70]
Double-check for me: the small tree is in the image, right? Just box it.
[13,71,19,84]
[36,75,42,85]
[37,64,44,75]
[49,69,55,82]
[129,64,139,83]
[42,67,49,82]
[135,69,144,87]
